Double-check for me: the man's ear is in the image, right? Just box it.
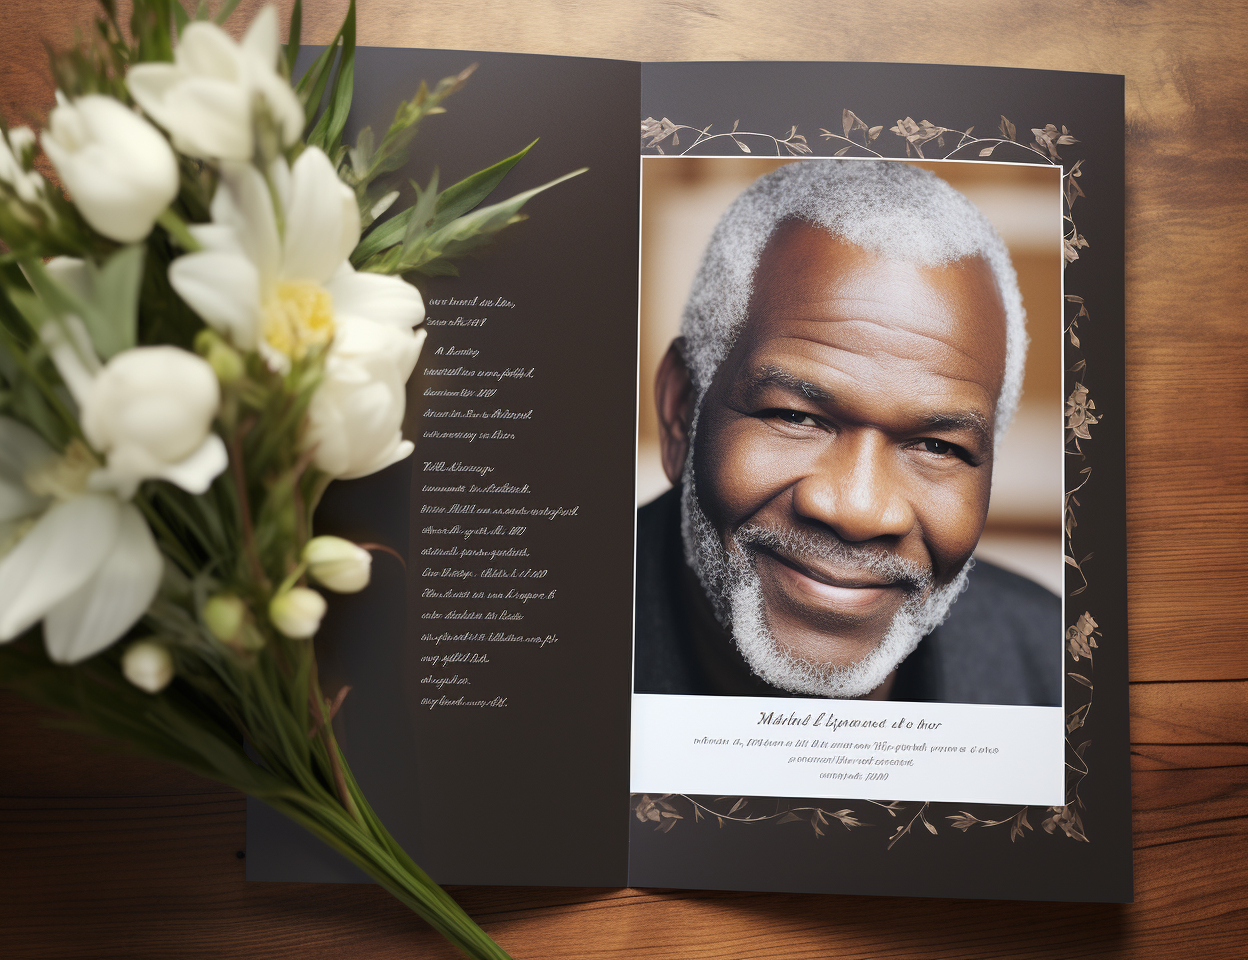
[655,337,695,485]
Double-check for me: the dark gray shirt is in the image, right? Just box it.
[633,487,1062,706]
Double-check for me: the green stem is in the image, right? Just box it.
[156,209,202,252]
[266,779,511,960]
[240,650,491,955]
[133,492,199,574]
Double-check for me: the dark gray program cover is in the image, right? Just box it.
[629,61,1129,904]
[247,51,1129,905]
[247,46,640,888]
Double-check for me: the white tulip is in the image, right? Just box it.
[80,346,228,498]
[304,536,372,593]
[127,6,303,162]
[269,586,327,639]
[0,126,44,204]
[0,418,163,664]
[41,93,179,243]
[122,640,174,693]
[305,319,425,479]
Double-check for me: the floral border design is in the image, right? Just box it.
[634,110,1102,848]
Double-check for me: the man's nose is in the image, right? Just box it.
[790,431,916,543]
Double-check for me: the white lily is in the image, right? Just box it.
[168,146,426,478]
[169,147,424,361]
[0,416,55,553]
[0,418,162,664]
[305,317,425,479]
[126,6,303,162]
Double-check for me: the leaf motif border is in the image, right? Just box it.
[633,111,1102,849]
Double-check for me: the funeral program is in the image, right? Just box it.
[248,50,1130,904]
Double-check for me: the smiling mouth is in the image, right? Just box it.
[748,544,916,616]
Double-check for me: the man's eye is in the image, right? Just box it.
[767,409,819,427]
[917,438,956,456]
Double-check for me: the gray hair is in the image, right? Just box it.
[679,159,1028,443]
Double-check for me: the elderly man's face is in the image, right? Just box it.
[672,220,1008,691]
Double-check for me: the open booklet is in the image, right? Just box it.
[248,49,1130,903]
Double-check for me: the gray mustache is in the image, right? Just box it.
[733,524,932,591]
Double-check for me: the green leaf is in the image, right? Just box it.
[19,258,102,337]
[5,288,53,334]
[212,0,243,25]
[439,167,585,239]
[322,0,356,154]
[411,257,460,278]
[0,299,76,445]
[0,259,31,292]
[21,249,142,360]
[415,227,511,273]
[373,168,586,275]
[306,0,355,153]
[351,167,441,266]
[350,125,375,179]
[356,165,585,272]
[354,64,476,189]
[284,0,303,78]
[431,139,537,227]
[295,42,340,127]
[172,1,190,34]
[84,245,144,358]
[352,206,413,263]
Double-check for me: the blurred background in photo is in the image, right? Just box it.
[637,157,1064,595]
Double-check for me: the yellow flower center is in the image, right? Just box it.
[25,439,99,502]
[261,280,335,360]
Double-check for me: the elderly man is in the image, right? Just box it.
[634,160,1060,706]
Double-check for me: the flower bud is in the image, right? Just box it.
[42,93,179,243]
[236,624,267,652]
[195,329,245,384]
[122,640,173,694]
[269,587,326,639]
[203,593,246,642]
[0,126,44,204]
[303,536,372,593]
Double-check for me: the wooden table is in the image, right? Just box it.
[2,1,1245,956]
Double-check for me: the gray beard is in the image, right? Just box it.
[679,445,971,699]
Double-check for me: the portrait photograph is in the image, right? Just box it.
[633,156,1065,710]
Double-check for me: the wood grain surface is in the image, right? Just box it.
[2,1,1246,957]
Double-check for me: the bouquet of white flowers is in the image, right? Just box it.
[0,3,579,957]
